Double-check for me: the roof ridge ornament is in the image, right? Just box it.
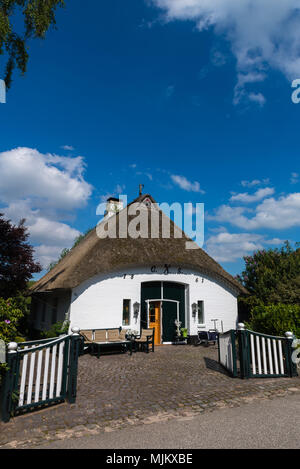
[139,184,144,197]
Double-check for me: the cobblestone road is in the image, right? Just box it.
[1,345,299,448]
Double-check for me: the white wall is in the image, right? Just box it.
[69,266,239,337]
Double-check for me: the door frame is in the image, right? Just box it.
[145,299,180,344]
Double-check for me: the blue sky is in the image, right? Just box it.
[0,0,299,277]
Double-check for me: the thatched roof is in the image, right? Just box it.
[31,194,247,295]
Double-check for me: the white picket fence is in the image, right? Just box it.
[247,330,288,377]
[218,324,297,379]
[1,327,82,422]
[17,336,68,408]
[218,330,237,377]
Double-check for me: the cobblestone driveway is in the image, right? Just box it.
[1,345,300,448]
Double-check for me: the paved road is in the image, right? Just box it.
[36,393,300,449]
[1,346,299,448]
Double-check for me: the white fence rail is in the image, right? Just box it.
[218,324,298,379]
[247,330,288,377]
[218,330,237,377]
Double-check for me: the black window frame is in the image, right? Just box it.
[122,299,131,326]
[197,300,204,324]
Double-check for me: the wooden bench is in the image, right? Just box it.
[80,328,132,358]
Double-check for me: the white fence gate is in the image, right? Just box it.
[0,327,82,422]
[218,324,298,379]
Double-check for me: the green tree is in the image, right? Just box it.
[0,297,24,343]
[237,241,300,320]
[246,304,300,337]
[41,320,69,339]
[0,0,65,88]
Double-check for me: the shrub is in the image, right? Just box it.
[0,298,24,343]
[41,321,70,339]
[246,304,300,337]
[0,298,25,383]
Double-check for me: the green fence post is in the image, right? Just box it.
[285,332,298,378]
[237,323,250,379]
[67,327,81,404]
[230,330,238,378]
[0,343,18,423]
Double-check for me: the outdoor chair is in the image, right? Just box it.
[80,330,94,355]
[134,328,155,353]
[80,330,94,343]
[90,328,133,358]
[94,329,108,342]
[107,329,123,342]
[119,329,128,341]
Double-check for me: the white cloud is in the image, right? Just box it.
[208,204,252,227]
[205,231,284,263]
[205,231,265,263]
[136,171,153,181]
[0,147,92,268]
[210,192,300,230]
[99,184,127,203]
[0,147,92,210]
[61,145,75,151]
[2,201,81,269]
[264,237,285,245]
[210,47,227,67]
[171,174,205,193]
[151,0,300,104]
[230,187,274,203]
[34,245,65,270]
[248,92,266,107]
[251,193,300,229]
[290,172,299,184]
[241,178,270,187]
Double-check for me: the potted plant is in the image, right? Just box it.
[181,328,188,338]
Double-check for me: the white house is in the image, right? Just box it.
[30,193,246,344]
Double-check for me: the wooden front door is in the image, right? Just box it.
[149,301,161,345]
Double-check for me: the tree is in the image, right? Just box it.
[0,297,24,342]
[0,213,41,298]
[0,0,65,88]
[246,304,300,338]
[237,241,300,320]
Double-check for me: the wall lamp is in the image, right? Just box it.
[192,303,197,319]
[133,302,140,319]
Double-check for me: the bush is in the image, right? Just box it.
[41,321,70,339]
[246,304,300,337]
[0,298,24,343]
[0,298,25,383]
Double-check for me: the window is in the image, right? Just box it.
[149,304,155,323]
[197,301,204,324]
[122,299,131,326]
[52,298,58,324]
